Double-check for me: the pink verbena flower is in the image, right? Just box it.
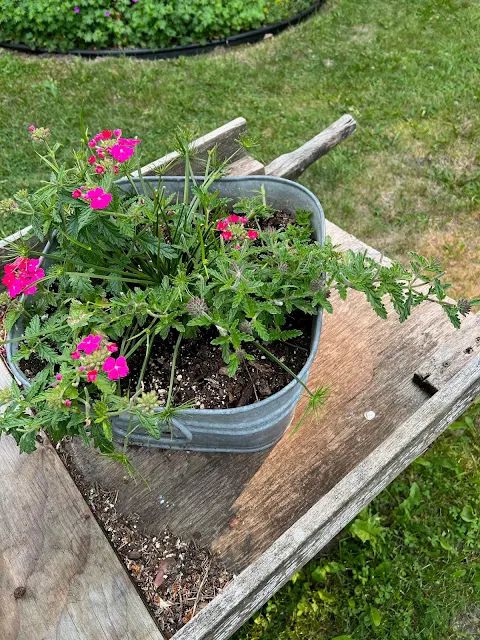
[103,356,129,380]
[72,188,82,198]
[71,351,81,360]
[56,374,62,380]
[109,144,135,163]
[88,155,96,164]
[85,187,112,210]
[102,129,112,139]
[113,128,122,137]
[77,334,102,355]
[65,399,72,406]
[106,343,118,353]
[87,139,96,148]
[221,231,232,241]
[87,369,98,382]
[228,214,241,223]
[2,257,44,298]
[247,230,258,240]
[28,125,35,132]
[95,165,105,174]
[216,220,228,231]
[73,7,80,13]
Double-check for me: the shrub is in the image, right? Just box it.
[0,0,312,52]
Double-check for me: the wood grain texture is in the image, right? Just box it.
[66,221,466,576]
[226,155,265,176]
[413,311,480,393]
[174,354,480,640]
[264,114,357,179]
[133,117,248,178]
[0,361,162,640]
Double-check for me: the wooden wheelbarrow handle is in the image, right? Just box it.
[264,114,357,180]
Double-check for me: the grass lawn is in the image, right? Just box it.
[1,0,479,637]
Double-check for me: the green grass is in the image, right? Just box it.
[1,0,480,637]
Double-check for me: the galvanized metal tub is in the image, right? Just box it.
[7,176,325,453]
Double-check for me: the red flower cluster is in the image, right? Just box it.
[2,257,45,298]
[216,214,259,249]
[86,129,141,175]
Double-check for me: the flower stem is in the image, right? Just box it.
[166,333,182,410]
[252,339,313,397]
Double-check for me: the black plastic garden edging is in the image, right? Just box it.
[0,0,324,59]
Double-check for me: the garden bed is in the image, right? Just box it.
[0,0,323,59]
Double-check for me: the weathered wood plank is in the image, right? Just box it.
[264,114,357,179]
[413,311,480,394]
[227,155,265,176]
[0,361,163,640]
[133,117,248,178]
[174,354,480,640]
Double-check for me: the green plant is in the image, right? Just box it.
[0,0,312,52]
[0,125,476,460]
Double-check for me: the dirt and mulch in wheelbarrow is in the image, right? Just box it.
[58,443,233,638]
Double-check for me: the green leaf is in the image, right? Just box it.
[370,607,382,627]
[19,430,38,454]
[36,342,58,363]
[4,310,22,333]
[460,505,476,522]
[24,314,41,340]
[102,419,113,441]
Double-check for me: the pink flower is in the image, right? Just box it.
[221,231,232,241]
[113,128,122,137]
[216,219,228,230]
[95,165,105,174]
[87,369,98,382]
[106,343,118,353]
[94,133,103,141]
[235,244,241,249]
[71,351,81,360]
[105,10,111,16]
[85,187,112,210]
[109,144,134,163]
[88,155,96,164]
[56,374,62,381]
[72,188,82,198]
[65,399,72,406]
[78,366,85,372]
[228,214,240,223]
[28,125,35,131]
[239,216,248,224]
[113,165,119,173]
[87,139,96,148]
[103,356,129,380]
[2,257,44,298]
[102,129,112,139]
[247,230,258,240]
[118,137,141,146]
[73,7,80,13]
[91,192,112,210]
[77,334,102,355]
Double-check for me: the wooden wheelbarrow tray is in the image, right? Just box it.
[1,116,480,640]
